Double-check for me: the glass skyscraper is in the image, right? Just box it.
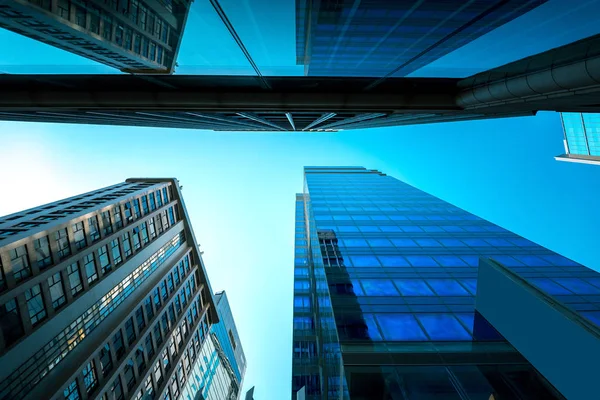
[296,0,547,78]
[292,166,600,399]
[555,112,600,165]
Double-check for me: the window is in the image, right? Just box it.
[10,245,31,283]
[132,227,141,250]
[0,298,24,346]
[111,239,122,266]
[124,202,133,222]
[84,253,98,284]
[75,5,86,27]
[149,193,156,211]
[154,323,163,347]
[113,330,125,361]
[102,211,113,235]
[156,213,164,234]
[48,272,66,310]
[34,235,52,269]
[167,273,174,293]
[57,0,70,19]
[154,361,163,387]
[134,34,141,53]
[98,245,111,275]
[25,284,46,327]
[111,375,124,400]
[82,361,98,395]
[113,206,123,229]
[124,27,132,50]
[361,279,398,296]
[168,207,175,225]
[102,16,113,41]
[124,360,136,390]
[115,23,124,45]
[160,280,168,301]
[67,262,83,296]
[122,232,132,258]
[141,196,149,214]
[156,191,163,207]
[153,287,161,310]
[63,379,80,400]
[145,332,155,359]
[0,257,5,291]
[417,314,471,341]
[228,329,237,350]
[140,223,149,244]
[427,279,470,296]
[133,199,142,219]
[136,306,146,332]
[135,346,146,374]
[89,7,100,34]
[162,348,170,371]
[148,218,156,239]
[125,317,136,345]
[99,344,113,377]
[72,222,87,250]
[376,314,427,341]
[394,279,434,296]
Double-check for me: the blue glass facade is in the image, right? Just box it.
[212,291,246,382]
[557,113,600,164]
[291,166,599,399]
[296,0,547,77]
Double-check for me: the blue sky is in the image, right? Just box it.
[1,1,600,399]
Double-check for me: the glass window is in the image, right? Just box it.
[72,222,86,250]
[553,278,600,295]
[394,279,435,296]
[66,262,83,297]
[417,314,471,340]
[48,272,66,310]
[82,361,98,395]
[145,296,155,320]
[136,306,146,332]
[434,255,468,267]
[84,253,98,284]
[156,191,163,207]
[34,236,52,269]
[63,379,80,400]
[25,284,46,327]
[140,222,149,244]
[88,216,100,242]
[98,245,111,275]
[149,193,156,211]
[415,239,442,247]
[376,314,427,341]
[406,256,439,267]
[55,228,71,259]
[367,238,393,247]
[10,245,31,283]
[350,256,381,267]
[380,225,402,232]
[168,207,175,225]
[99,344,113,377]
[148,218,156,239]
[141,196,149,214]
[125,317,136,345]
[361,279,398,296]
[111,239,122,266]
[391,239,418,247]
[122,232,132,258]
[513,255,552,267]
[132,227,141,250]
[378,256,410,267]
[113,206,123,229]
[101,211,113,236]
[459,279,477,295]
[113,330,125,360]
[145,333,155,359]
[124,360,136,390]
[133,199,142,219]
[0,298,24,346]
[111,375,124,400]
[428,279,470,296]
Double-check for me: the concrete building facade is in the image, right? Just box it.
[0,178,222,400]
[0,0,191,73]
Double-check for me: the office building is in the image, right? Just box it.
[296,0,547,77]
[0,0,192,73]
[245,386,255,400]
[181,290,246,399]
[555,113,600,165]
[292,166,600,399]
[2,30,600,131]
[0,178,228,400]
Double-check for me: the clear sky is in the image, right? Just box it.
[1,1,600,399]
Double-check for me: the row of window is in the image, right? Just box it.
[0,205,178,352]
[0,186,173,292]
[0,232,185,400]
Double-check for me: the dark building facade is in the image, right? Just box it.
[0,178,231,400]
[296,0,547,77]
[292,166,600,399]
[0,0,191,73]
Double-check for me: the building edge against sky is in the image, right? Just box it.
[555,113,600,166]
[0,0,192,73]
[0,178,243,399]
[292,166,600,399]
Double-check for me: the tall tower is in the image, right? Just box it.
[292,166,597,399]
[0,0,192,73]
[296,0,547,78]
[0,178,222,400]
